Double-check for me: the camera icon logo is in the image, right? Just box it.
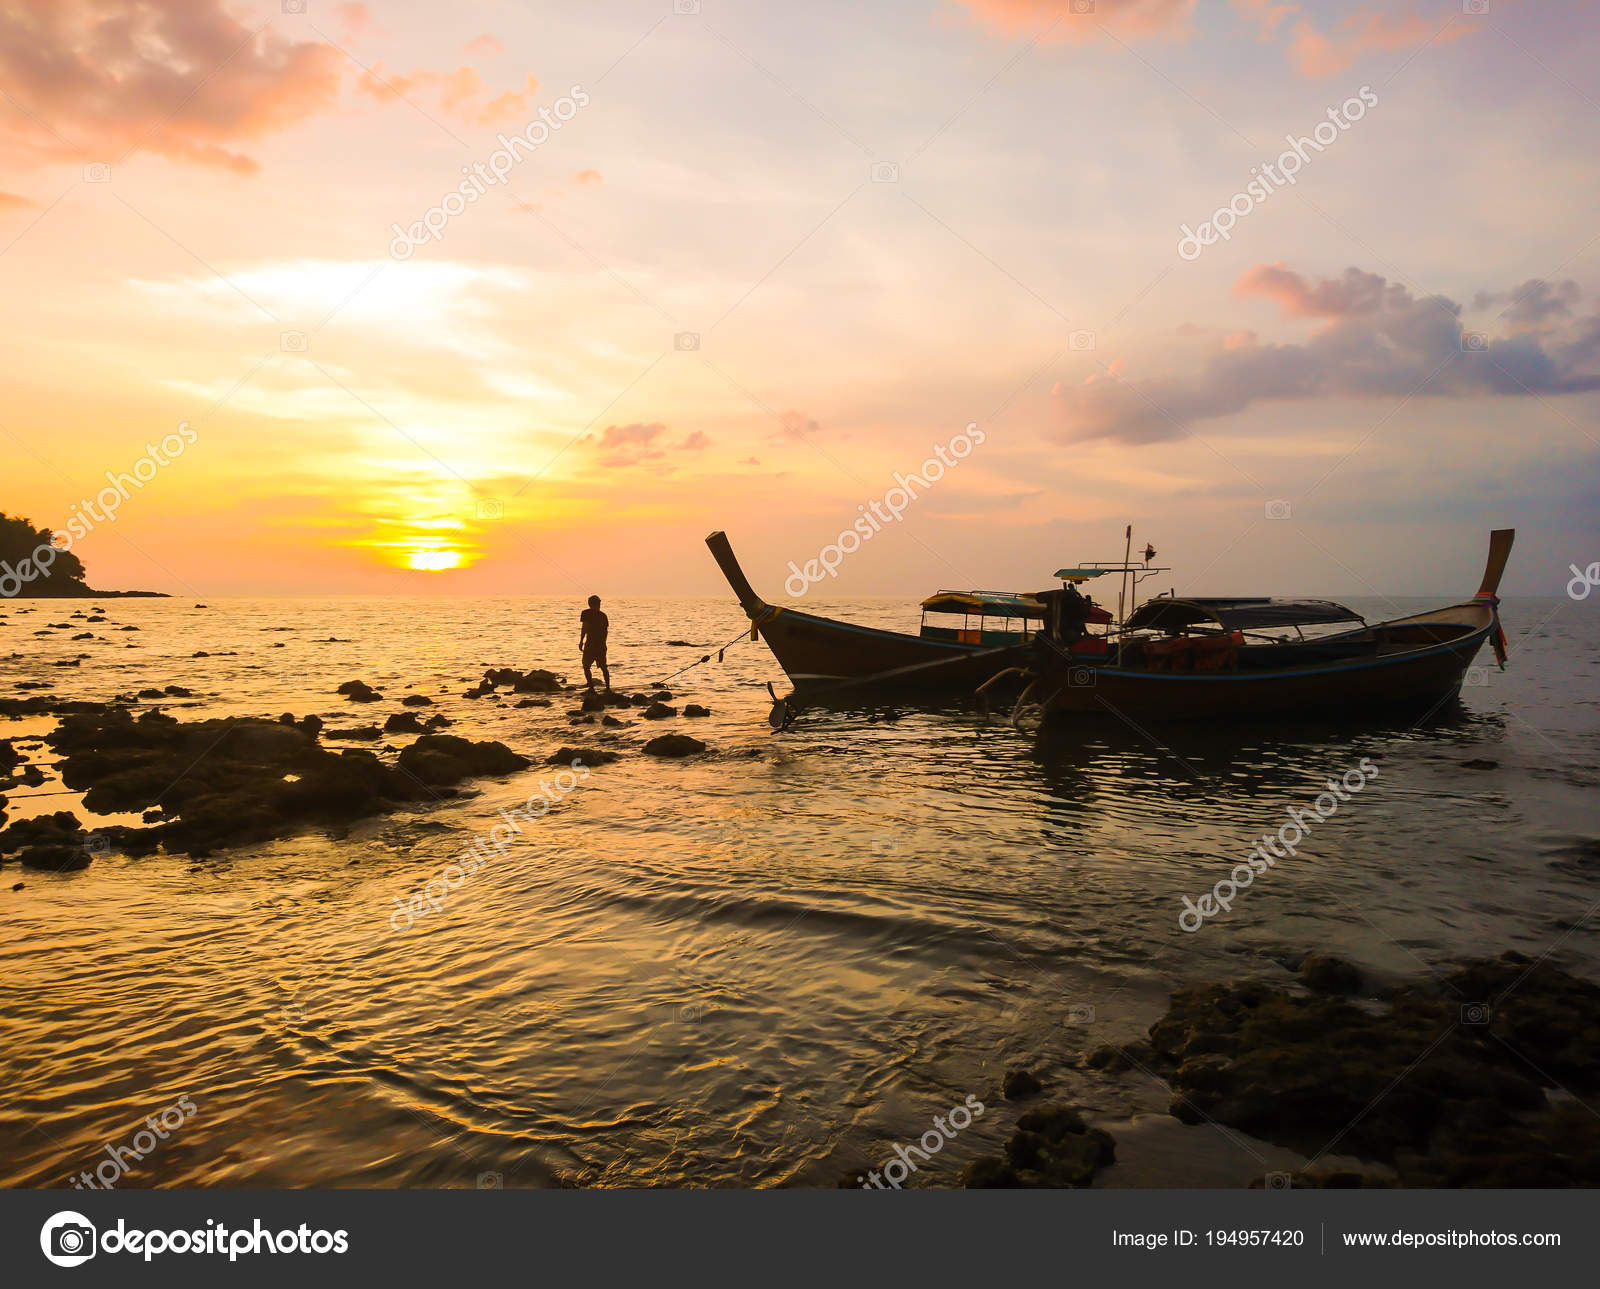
[83,162,111,183]
[1461,1002,1490,1025]
[1463,0,1489,14]
[282,0,308,13]
[1460,330,1489,351]
[41,1212,97,1267]
[1069,329,1095,351]
[674,331,700,351]
[477,1171,503,1189]
[1265,1170,1294,1190]
[1065,1002,1096,1025]
[82,832,110,858]
[280,330,308,352]
[1067,666,1097,689]
[674,0,701,13]
[1462,666,1490,688]
[475,497,504,520]
[870,161,899,183]
[1071,0,1097,13]
[1265,498,1292,520]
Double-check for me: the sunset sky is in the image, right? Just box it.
[1,0,1596,599]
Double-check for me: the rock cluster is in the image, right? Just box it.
[43,711,531,858]
[962,1105,1116,1188]
[0,811,97,871]
[1133,952,1600,1185]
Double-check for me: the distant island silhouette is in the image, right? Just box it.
[0,511,168,599]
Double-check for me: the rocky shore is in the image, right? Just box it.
[1,664,715,869]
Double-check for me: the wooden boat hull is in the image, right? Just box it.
[752,603,1022,688]
[1029,603,1498,721]
[705,531,1025,690]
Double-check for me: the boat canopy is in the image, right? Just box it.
[1124,597,1364,633]
[920,590,1047,618]
[1052,568,1115,582]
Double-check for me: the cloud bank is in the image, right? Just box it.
[1054,264,1600,443]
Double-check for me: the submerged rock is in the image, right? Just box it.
[483,667,564,693]
[642,702,676,720]
[963,1105,1115,1188]
[42,711,519,858]
[384,711,425,734]
[400,694,433,706]
[545,746,620,768]
[395,734,530,787]
[1299,953,1363,995]
[1002,1067,1044,1100]
[336,680,382,703]
[682,704,711,718]
[0,811,95,871]
[1144,952,1600,1182]
[643,734,706,758]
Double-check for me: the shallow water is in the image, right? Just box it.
[2,593,1596,1188]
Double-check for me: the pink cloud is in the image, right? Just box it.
[0,0,343,176]
[1286,8,1473,78]
[337,3,374,36]
[464,34,504,57]
[594,423,712,469]
[574,168,602,186]
[0,190,37,211]
[777,410,821,439]
[1053,265,1600,443]
[1234,263,1404,318]
[358,64,542,126]
[1232,0,1298,39]
[950,0,1197,41]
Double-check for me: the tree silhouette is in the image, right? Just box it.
[0,512,90,595]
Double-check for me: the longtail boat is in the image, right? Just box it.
[1013,529,1515,722]
[705,531,1120,691]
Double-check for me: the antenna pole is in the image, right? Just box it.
[1118,524,1132,629]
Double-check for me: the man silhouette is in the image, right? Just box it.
[579,595,611,690]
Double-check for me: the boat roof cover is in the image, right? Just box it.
[1052,568,1114,581]
[1124,597,1364,632]
[921,590,1047,618]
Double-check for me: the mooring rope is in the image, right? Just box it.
[651,625,757,688]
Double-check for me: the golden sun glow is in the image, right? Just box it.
[406,549,462,571]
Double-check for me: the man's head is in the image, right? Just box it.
[587,595,601,609]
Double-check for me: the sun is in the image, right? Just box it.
[406,549,462,572]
